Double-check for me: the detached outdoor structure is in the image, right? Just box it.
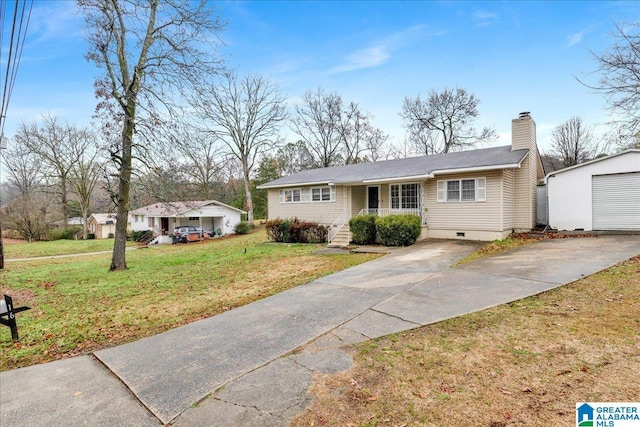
[258,113,545,246]
[87,213,117,239]
[546,149,640,231]
[128,200,246,244]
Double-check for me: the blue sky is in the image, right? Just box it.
[2,1,638,154]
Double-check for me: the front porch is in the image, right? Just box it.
[328,183,426,247]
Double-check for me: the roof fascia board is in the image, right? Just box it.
[431,161,524,177]
[544,149,640,181]
[361,174,432,184]
[257,180,332,189]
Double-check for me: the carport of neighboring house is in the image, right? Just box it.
[128,200,246,239]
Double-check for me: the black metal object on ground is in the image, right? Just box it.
[0,294,31,341]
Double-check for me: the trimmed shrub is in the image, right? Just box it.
[87,233,96,240]
[375,214,421,247]
[234,221,251,234]
[265,218,327,243]
[349,215,377,245]
[47,226,82,241]
[108,233,115,238]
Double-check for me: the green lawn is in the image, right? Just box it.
[3,238,133,259]
[0,231,380,370]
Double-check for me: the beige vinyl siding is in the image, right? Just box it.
[513,152,537,230]
[511,116,536,151]
[380,184,390,209]
[511,115,539,231]
[351,186,365,217]
[425,171,503,232]
[502,169,514,230]
[267,186,346,225]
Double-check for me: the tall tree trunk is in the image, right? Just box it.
[61,178,69,227]
[82,209,89,240]
[110,112,134,271]
[242,162,254,225]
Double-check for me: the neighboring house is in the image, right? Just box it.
[128,200,246,240]
[258,113,545,245]
[52,217,85,228]
[546,149,640,231]
[88,213,117,239]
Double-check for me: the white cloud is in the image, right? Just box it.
[473,10,498,27]
[567,31,584,47]
[329,45,390,74]
[28,2,85,44]
[328,25,429,74]
[566,26,596,48]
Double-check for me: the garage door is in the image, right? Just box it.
[592,172,640,230]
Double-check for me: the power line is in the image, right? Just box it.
[1,0,33,270]
[1,0,33,136]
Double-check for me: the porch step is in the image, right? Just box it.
[328,227,351,247]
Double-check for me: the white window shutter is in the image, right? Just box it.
[437,180,445,202]
[279,190,284,203]
[477,177,486,201]
[330,186,336,202]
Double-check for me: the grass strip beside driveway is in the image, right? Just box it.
[0,231,380,370]
[292,254,640,427]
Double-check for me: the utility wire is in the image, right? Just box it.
[1,0,33,136]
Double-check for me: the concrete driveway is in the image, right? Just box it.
[1,235,638,426]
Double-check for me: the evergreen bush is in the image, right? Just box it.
[375,215,421,247]
[234,221,252,234]
[349,215,377,245]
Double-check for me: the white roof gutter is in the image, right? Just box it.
[430,161,524,177]
[256,180,331,189]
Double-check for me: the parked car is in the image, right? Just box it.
[172,226,202,243]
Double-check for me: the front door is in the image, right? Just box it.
[367,186,379,214]
[161,218,169,235]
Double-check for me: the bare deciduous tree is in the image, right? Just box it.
[292,89,388,166]
[337,102,389,164]
[581,22,640,148]
[401,87,497,154]
[291,88,344,167]
[18,115,91,226]
[549,116,608,167]
[166,125,225,200]
[1,137,45,197]
[1,141,50,242]
[80,0,224,270]
[194,73,287,224]
[68,131,104,239]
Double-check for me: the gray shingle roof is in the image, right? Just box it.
[259,145,529,188]
[130,200,246,216]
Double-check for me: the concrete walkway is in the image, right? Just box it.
[1,236,639,426]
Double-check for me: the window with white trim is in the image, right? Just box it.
[390,183,419,209]
[280,188,302,203]
[437,178,486,202]
[311,186,335,202]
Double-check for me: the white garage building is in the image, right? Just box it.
[546,149,640,231]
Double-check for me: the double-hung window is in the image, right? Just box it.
[311,186,333,202]
[390,183,420,209]
[437,178,486,202]
[282,189,301,203]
